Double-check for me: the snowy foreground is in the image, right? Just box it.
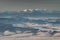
[0,32,60,40]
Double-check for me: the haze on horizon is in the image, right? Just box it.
[0,0,60,11]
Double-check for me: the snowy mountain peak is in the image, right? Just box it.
[22,9,48,13]
[23,9,33,12]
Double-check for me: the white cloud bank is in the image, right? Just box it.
[3,30,15,36]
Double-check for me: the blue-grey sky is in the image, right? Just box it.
[0,0,60,11]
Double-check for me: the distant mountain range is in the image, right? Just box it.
[0,9,60,36]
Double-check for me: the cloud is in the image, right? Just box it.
[37,32,51,37]
[53,33,60,37]
[12,23,51,27]
[3,30,15,36]
[0,16,12,18]
[12,23,25,27]
[24,17,59,20]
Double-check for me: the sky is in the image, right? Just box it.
[0,0,60,11]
